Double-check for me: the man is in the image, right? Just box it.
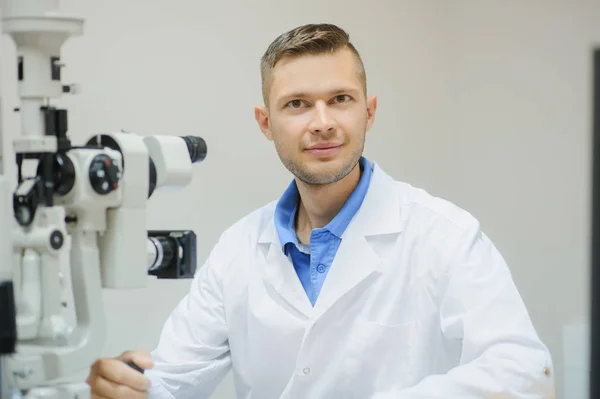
[87,24,555,398]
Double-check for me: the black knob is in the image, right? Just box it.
[36,154,75,196]
[14,198,34,226]
[49,230,64,250]
[13,178,42,227]
[89,154,121,195]
[182,136,207,163]
[54,154,75,196]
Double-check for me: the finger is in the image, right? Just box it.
[93,375,148,399]
[130,351,154,370]
[87,373,122,399]
[96,358,151,392]
[117,350,154,370]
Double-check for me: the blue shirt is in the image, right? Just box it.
[274,157,373,306]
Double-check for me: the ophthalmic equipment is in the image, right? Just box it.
[0,1,206,398]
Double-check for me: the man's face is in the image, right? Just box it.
[255,48,377,186]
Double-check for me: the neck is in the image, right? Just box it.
[295,162,361,243]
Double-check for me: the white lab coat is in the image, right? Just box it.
[146,162,555,399]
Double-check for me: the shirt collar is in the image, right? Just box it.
[274,156,374,253]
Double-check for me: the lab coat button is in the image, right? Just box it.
[544,367,551,377]
[317,264,326,273]
[303,367,310,375]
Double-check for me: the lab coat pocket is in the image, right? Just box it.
[341,318,418,394]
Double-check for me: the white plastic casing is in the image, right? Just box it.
[54,148,123,232]
[2,0,84,156]
[143,135,192,189]
[0,176,12,282]
[96,132,149,289]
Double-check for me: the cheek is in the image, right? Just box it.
[335,109,366,135]
[271,115,307,144]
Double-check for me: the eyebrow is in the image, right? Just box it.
[278,87,360,103]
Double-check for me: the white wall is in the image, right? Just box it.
[437,2,600,397]
[2,1,598,397]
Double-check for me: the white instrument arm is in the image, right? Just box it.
[0,1,207,398]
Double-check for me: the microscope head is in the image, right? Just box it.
[144,135,207,197]
[81,133,206,289]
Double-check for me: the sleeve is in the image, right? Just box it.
[375,221,556,399]
[145,233,232,399]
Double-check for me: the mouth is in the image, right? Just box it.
[305,143,343,157]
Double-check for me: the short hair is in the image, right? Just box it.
[260,23,367,106]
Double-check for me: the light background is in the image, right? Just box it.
[2,1,599,397]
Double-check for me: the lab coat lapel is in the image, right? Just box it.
[313,230,381,313]
[314,163,403,315]
[255,163,403,320]
[258,219,313,318]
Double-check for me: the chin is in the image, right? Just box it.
[296,158,357,186]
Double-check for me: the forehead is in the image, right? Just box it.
[269,49,363,100]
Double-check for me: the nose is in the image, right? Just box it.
[309,101,335,134]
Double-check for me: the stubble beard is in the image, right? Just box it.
[275,134,365,186]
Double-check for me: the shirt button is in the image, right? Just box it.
[303,367,311,375]
[317,264,326,273]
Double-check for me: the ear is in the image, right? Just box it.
[365,95,377,132]
[254,105,273,141]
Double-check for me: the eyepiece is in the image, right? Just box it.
[182,136,207,163]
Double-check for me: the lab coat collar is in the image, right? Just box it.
[258,162,403,318]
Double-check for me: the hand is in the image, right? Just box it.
[86,349,154,399]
